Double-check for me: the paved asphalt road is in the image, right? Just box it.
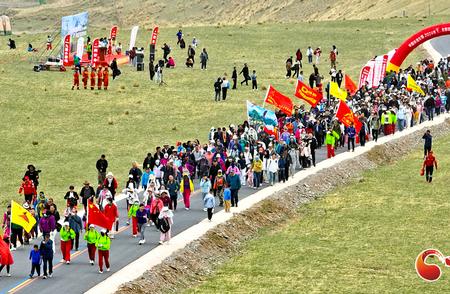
[429,35,450,59]
[1,145,346,293]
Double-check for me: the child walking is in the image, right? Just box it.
[204,193,216,221]
[223,187,231,213]
[158,207,173,244]
[29,244,41,278]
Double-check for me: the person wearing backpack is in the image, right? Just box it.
[158,207,173,245]
[204,193,216,221]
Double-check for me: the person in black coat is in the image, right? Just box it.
[240,63,250,85]
[110,58,121,80]
[162,43,171,62]
[214,78,222,102]
[143,153,154,170]
[96,154,108,184]
[232,67,237,89]
[80,181,96,211]
[24,164,40,188]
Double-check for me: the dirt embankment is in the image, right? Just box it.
[118,118,450,294]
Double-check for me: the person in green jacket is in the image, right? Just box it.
[60,222,75,264]
[389,110,397,134]
[127,199,140,237]
[84,224,99,265]
[96,229,111,273]
[325,129,336,158]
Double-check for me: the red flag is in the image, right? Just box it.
[91,38,100,67]
[62,34,71,66]
[294,80,322,107]
[150,26,159,46]
[264,85,293,116]
[263,125,278,140]
[87,201,114,230]
[110,26,118,40]
[335,101,362,133]
[0,237,14,266]
[344,74,358,95]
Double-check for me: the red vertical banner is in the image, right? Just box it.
[91,38,100,67]
[150,26,159,45]
[110,26,118,40]
[63,34,71,66]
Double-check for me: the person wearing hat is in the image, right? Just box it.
[127,199,140,237]
[96,229,111,273]
[158,206,173,245]
[39,233,53,278]
[159,190,172,210]
[60,222,75,264]
[213,170,225,206]
[103,172,118,199]
[180,172,194,210]
[80,181,96,212]
[203,193,216,221]
[136,204,148,245]
[125,174,137,191]
[209,159,222,197]
[84,224,99,265]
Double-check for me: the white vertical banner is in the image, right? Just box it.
[129,26,139,50]
[77,37,85,58]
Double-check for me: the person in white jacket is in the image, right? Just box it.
[267,153,279,186]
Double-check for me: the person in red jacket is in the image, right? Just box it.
[103,172,118,199]
[72,69,80,90]
[82,67,89,89]
[90,68,96,90]
[103,67,109,90]
[423,150,438,183]
[18,176,36,203]
[97,67,103,90]
[149,193,163,229]
[103,198,118,238]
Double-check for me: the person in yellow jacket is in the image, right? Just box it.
[180,172,194,210]
[325,129,337,158]
[96,229,111,273]
[84,224,99,265]
[127,199,140,237]
[251,158,263,189]
[60,222,75,264]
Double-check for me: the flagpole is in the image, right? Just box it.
[9,200,12,251]
[262,85,270,108]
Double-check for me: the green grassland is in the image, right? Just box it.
[0,16,447,209]
[187,133,450,294]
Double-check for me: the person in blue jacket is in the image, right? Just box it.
[29,245,41,278]
[39,234,53,279]
[347,123,356,152]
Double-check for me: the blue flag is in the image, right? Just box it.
[246,100,277,126]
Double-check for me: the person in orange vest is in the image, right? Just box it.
[422,150,438,183]
[103,67,109,90]
[82,67,89,89]
[90,68,96,90]
[72,69,80,90]
[97,67,103,90]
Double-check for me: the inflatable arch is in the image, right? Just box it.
[386,23,450,73]
[1,15,12,35]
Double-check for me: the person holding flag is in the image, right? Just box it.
[103,198,118,239]
[10,200,36,250]
[60,222,75,264]
[0,236,13,277]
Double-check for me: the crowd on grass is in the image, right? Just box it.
[1,31,449,283]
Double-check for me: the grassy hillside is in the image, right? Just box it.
[187,133,450,293]
[0,16,446,209]
[1,0,449,32]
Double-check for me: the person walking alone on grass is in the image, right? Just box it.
[204,193,216,221]
[226,169,241,207]
[158,207,173,244]
[306,46,313,64]
[180,173,194,210]
[29,245,41,279]
[85,224,99,265]
[39,234,53,278]
[214,77,222,102]
[232,67,237,89]
[240,63,250,86]
[96,229,110,273]
[96,154,108,184]
[251,70,258,90]
[422,130,432,158]
[422,150,438,183]
[200,48,208,70]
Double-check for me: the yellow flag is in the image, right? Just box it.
[330,81,347,101]
[11,200,36,233]
[407,75,425,96]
